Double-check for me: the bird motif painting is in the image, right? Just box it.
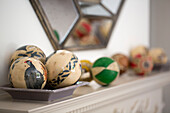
[9,57,47,89]
[24,60,45,89]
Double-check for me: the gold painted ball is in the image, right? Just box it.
[79,60,93,82]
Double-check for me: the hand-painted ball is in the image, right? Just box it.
[130,46,148,58]
[148,48,168,65]
[73,19,92,38]
[79,60,93,82]
[111,53,129,75]
[130,55,153,75]
[91,57,119,86]
[45,50,81,88]
[10,45,46,64]
[8,57,47,89]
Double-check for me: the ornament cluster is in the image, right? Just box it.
[80,45,168,85]
[8,45,81,89]
[8,45,168,89]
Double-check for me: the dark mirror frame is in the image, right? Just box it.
[30,0,125,51]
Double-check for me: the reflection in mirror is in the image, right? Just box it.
[101,0,122,15]
[64,18,113,49]
[78,1,111,17]
[30,0,125,51]
[39,0,79,44]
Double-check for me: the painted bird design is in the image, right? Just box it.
[24,60,44,89]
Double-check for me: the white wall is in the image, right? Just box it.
[0,0,54,87]
[74,0,150,62]
[0,0,150,89]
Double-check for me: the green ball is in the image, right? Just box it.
[92,57,120,86]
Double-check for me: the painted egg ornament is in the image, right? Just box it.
[79,60,93,82]
[73,19,92,39]
[130,54,153,75]
[91,57,119,86]
[8,57,47,89]
[111,53,129,75]
[45,50,81,88]
[10,45,46,64]
[148,48,168,65]
[130,46,148,58]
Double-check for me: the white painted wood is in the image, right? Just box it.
[0,71,169,113]
[84,89,163,113]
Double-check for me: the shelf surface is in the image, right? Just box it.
[0,71,170,113]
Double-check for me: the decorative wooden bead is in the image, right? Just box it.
[10,45,46,64]
[130,46,148,58]
[73,19,92,38]
[45,50,81,88]
[130,55,153,75]
[79,60,93,82]
[111,53,129,75]
[91,57,119,86]
[8,57,47,89]
[148,48,168,65]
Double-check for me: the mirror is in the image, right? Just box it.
[30,0,125,51]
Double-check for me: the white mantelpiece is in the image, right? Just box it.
[0,71,169,113]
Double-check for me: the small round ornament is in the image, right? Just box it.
[130,46,148,58]
[91,57,119,86]
[45,50,81,88]
[130,54,153,75]
[10,45,46,64]
[111,53,129,75]
[8,57,47,89]
[81,60,92,73]
[73,19,92,38]
[79,60,93,82]
[148,48,168,65]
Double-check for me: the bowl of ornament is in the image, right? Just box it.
[0,46,88,101]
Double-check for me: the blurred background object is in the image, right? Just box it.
[111,53,129,75]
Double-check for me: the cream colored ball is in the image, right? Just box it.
[46,50,81,88]
[10,45,46,64]
[149,48,168,65]
[9,57,47,89]
[130,46,148,58]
